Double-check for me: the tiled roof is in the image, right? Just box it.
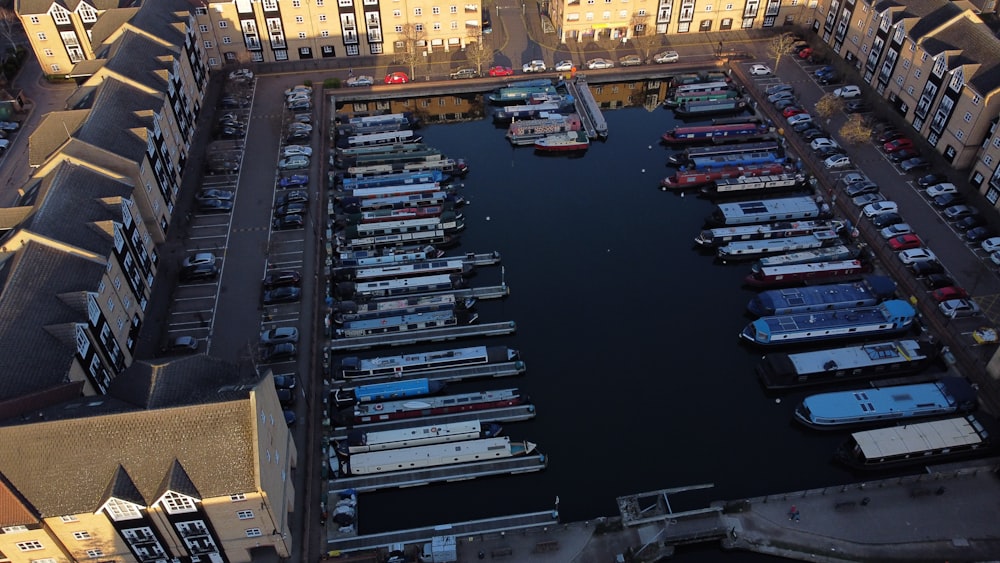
[16,1,135,17]
[0,473,40,527]
[67,59,107,79]
[110,355,260,409]
[27,109,89,167]
[0,400,257,516]
[0,242,106,402]
[88,7,140,51]
[100,465,145,507]
[0,207,32,231]
[101,31,173,92]
[127,0,190,47]
[922,15,1000,94]
[73,78,158,162]
[908,2,964,39]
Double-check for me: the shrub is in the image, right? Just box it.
[324,78,340,89]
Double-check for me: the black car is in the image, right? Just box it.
[286,132,311,145]
[900,157,931,172]
[215,127,244,140]
[877,129,906,143]
[816,146,847,158]
[263,286,301,305]
[818,72,842,85]
[918,173,948,187]
[274,202,307,217]
[965,226,995,243]
[800,128,828,141]
[871,212,904,229]
[888,149,920,163]
[179,263,219,283]
[845,181,879,197]
[923,273,955,289]
[197,198,234,213]
[807,53,828,64]
[953,215,986,231]
[274,375,297,390]
[276,190,309,206]
[263,270,302,289]
[276,388,296,406]
[774,99,798,110]
[792,120,815,132]
[283,410,297,427]
[909,260,944,276]
[261,342,297,363]
[933,193,965,208]
[845,101,872,113]
[273,214,305,230]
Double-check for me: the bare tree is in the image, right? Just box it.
[396,24,427,78]
[628,13,659,63]
[464,31,493,75]
[767,32,799,74]
[0,8,20,58]
[840,114,874,144]
[814,93,845,119]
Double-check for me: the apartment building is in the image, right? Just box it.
[809,0,1000,206]
[0,362,296,563]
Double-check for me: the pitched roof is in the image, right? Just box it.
[15,1,137,17]
[109,355,260,409]
[127,0,190,47]
[908,2,964,39]
[0,400,258,516]
[99,465,146,507]
[921,14,1000,94]
[0,472,40,527]
[27,109,90,167]
[0,242,106,402]
[100,31,173,92]
[88,7,141,51]
[73,78,157,162]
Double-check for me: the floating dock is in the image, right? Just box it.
[566,76,608,139]
[327,321,518,351]
[328,452,547,494]
[333,360,527,386]
[331,404,538,439]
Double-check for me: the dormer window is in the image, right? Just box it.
[78,3,98,23]
[50,6,71,25]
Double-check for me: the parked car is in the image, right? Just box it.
[931,286,969,302]
[489,65,515,76]
[449,68,479,79]
[273,214,305,231]
[274,375,297,390]
[880,223,912,238]
[845,101,872,113]
[749,64,772,76]
[898,248,937,265]
[229,68,254,81]
[274,202,307,218]
[284,85,312,96]
[288,100,312,112]
[618,55,643,67]
[285,93,311,105]
[871,212,904,229]
[765,84,794,95]
[877,130,907,143]
[196,198,233,213]
[198,188,234,200]
[261,327,300,345]
[653,51,680,64]
[938,298,981,318]
[281,145,313,158]
[917,173,948,187]
[787,113,813,126]
[883,138,914,153]
[586,58,614,70]
[909,259,945,276]
[943,204,979,221]
[839,172,870,187]
[279,174,309,188]
[863,201,898,218]
[797,47,814,59]
[965,226,994,243]
[925,183,958,197]
[844,181,878,197]
[168,336,199,353]
[0,121,19,131]
[818,72,842,85]
[261,342,297,363]
[888,234,922,251]
[522,60,547,73]
[953,215,986,231]
[833,85,861,99]
[923,273,956,289]
[800,128,828,141]
[774,99,799,111]
[900,157,931,172]
[263,286,301,305]
[263,270,302,289]
[814,65,836,78]
[283,410,297,427]
[285,131,311,145]
[384,71,409,84]
[183,252,216,268]
[932,193,965,208]
[816,146,847,159]
[980,236,1000,254]
[768,91,796,103]
[278,155,310,170]
[783,106,808,118]
[345,75,374,87]
[852,192,886,207]
[810,137,839,151]
[179,263,219,283]
[888,149,920,163]
[823,154,851,168]
[276,190,309,206]
[792,120,817,132]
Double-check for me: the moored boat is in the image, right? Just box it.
[756,338,941,390]
[334,420,504,456]
[673,98,749,118]
[739,299,917,347]
[338,170,446,189]
[750,245,859,271]
[669,141,781,166]
[534,130,590,152]
[493,96,575,123]
[334,309,478,338]
[743,259,872,288]
[661,162,789,190]
[746,275,897,316]
[689,150,784,170]
[834,414,994,470]
[717,230,842,261]
[334,273,466,300]
[661,122,772,145]
[488,83,558,104]
[706,195,829,227]
[332,294,465,325]
[337,345,520,379]
[342,388,529,426]
[664,88,740,107]
[793,377,978,431]
[700,173,809,199]
[506,114,582,145]
[335,205,455,226]
[695,219,844,247]
[334,259,474,282]
[337,215,465,239]
[335,229,460,253]
[338,192,462,214]
[345,158,469,178]
[335,436,538,476]
[333,377,446,408]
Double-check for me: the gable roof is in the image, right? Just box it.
[920,14,1000,94]
[109,355,260,409]
[0,472,40,527]
[27,109,90,167]
[16,1,135,15]
[907,2,964,39]
[73,78,157,162]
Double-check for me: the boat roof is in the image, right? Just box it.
[356,420,485,445]
[348,345,492,368]
[802,378,973,420]
[703,220,841,238]
[720,232,838,254]
[341,309,455,329]
[752,276,895,309]
[785,339,931,372]
[348,436,512,465]
[674,81,731,93]
[354,259,463,277]
[715,196,819,217]
[752,299,915,334]
[353,377,433,397]
[757,259,863,276]
[851,416,987,459]
[352,273,456,290]
[354,388,522,414]
[714,173,804,187]
[671,122,768,135]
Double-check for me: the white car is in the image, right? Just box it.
[991,251,1000,266]
[229,68,254,81]
[939,298,981,318]
[653,51,680,64]
[345,75,374,87]
[522,60,547,73]
[586,58,614,69]
[925,183,958,197]
[182,252,217,268]
[863,201,898,218]
[980,236,1000,254]
[823,154,851,169]
[880,223,912,239]
[898,248,937,265]
[787,113,813,126]
[833,85,861,99]
[810,138,839,151]
[261,327,300,345]
[554,60,574,72]
[284,85,313,96]
[282,145,313,158]
[286,93,311,104]
[749,64,772,76]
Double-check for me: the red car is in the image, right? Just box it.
[888,233,923,251]
[384,71,409,84]
[883,138,913,153]
[798,48,813,59]
[488,65,514,77]
[782,106,807,118]
[931,286,970,302]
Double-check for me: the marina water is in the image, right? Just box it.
[345,102,922,559]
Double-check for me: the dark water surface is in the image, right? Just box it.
[347,106,859,557]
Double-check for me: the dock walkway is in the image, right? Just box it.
[565,76,608,139]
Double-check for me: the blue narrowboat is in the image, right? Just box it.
[333,377,446,407]
[740,300,917,347]
[746,275,897,316]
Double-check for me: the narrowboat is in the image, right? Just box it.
[670,81,732,95]
[746,275,897,317]
[743,259,872,289]
[660,162,788,190]
[335,245,443,263]
[346,112,416,127]
[706,196,828,227]
[332,294,463,325]
[506,114,583,145]
[739,299,916,347]
[333,377,445,408]
[338,345,520,379]
[487,84,558,104]
[341,149,446,170]
[695,219,845,247]
[672,99,748,118]
[338,192,461,214]
[793,377,978,430]
[334,259,473,283]
[689,150,783,170]
[336,129,423,150]
[834,414,994,471]
[345,158,469,178]
[663,88,740,107]
[334,273,466,300]
[534,130,590,152]
[336,436,538,476]
[717,230,842,261]
[334,420,504,456]
[493,96,575,123]
[338,170,446,190]
[756,338,941,390]
[661,122,771,145]
[333,309,478,338]
[343,388,529,426]
[669,141,780,166]
[750,245,859,270]
[336,205,455,227]
[700,173,808,199]
[335,230,460,253]
[337,215,466,239]
[335,141,436,159]
[335,182,444,201]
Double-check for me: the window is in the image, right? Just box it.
[37,33,47,40]
[602,11,611,19]
[73,531,92,540]
[237,509,255,519]
[85,550,104,558]
[993,138,1000,149]
[896,76,903,85]
[203,41,213,48]
[705,4,712,10]
[913,69,920,78]
[295,16,304,23]
[451,21,458,28]
[415,23,424,31]
[199,24,209,32]
[393,9,401,16]
[321,30,329,36]
[61,516,79,523]
[43,48,53,56]
[219,21,228,28]
[298,32,306,38]
[17,541,44,551]
[956,130,964,140]
[972,94,981,105]
[3,525,28,532]
[964,112,972,123]
[921,52,928,62]
[394,25,403,31]
[907,86,914,95]
[451,5,458,12]
[585,12,593,19]
[51,9,70,24]
[902,59,909,69]
[432,6,440,13]
[319,14,327,20]
[208,58,217,66]
[29,16,39,24]
[246,528,263,537]
[986,155,994,165]
[318,0,325,4]
[619,9,628,17]
[725,3,733,8]
[414,7,422,15]
[231,493,247,502]
[162,492,196,514]
[223,36,232,44]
